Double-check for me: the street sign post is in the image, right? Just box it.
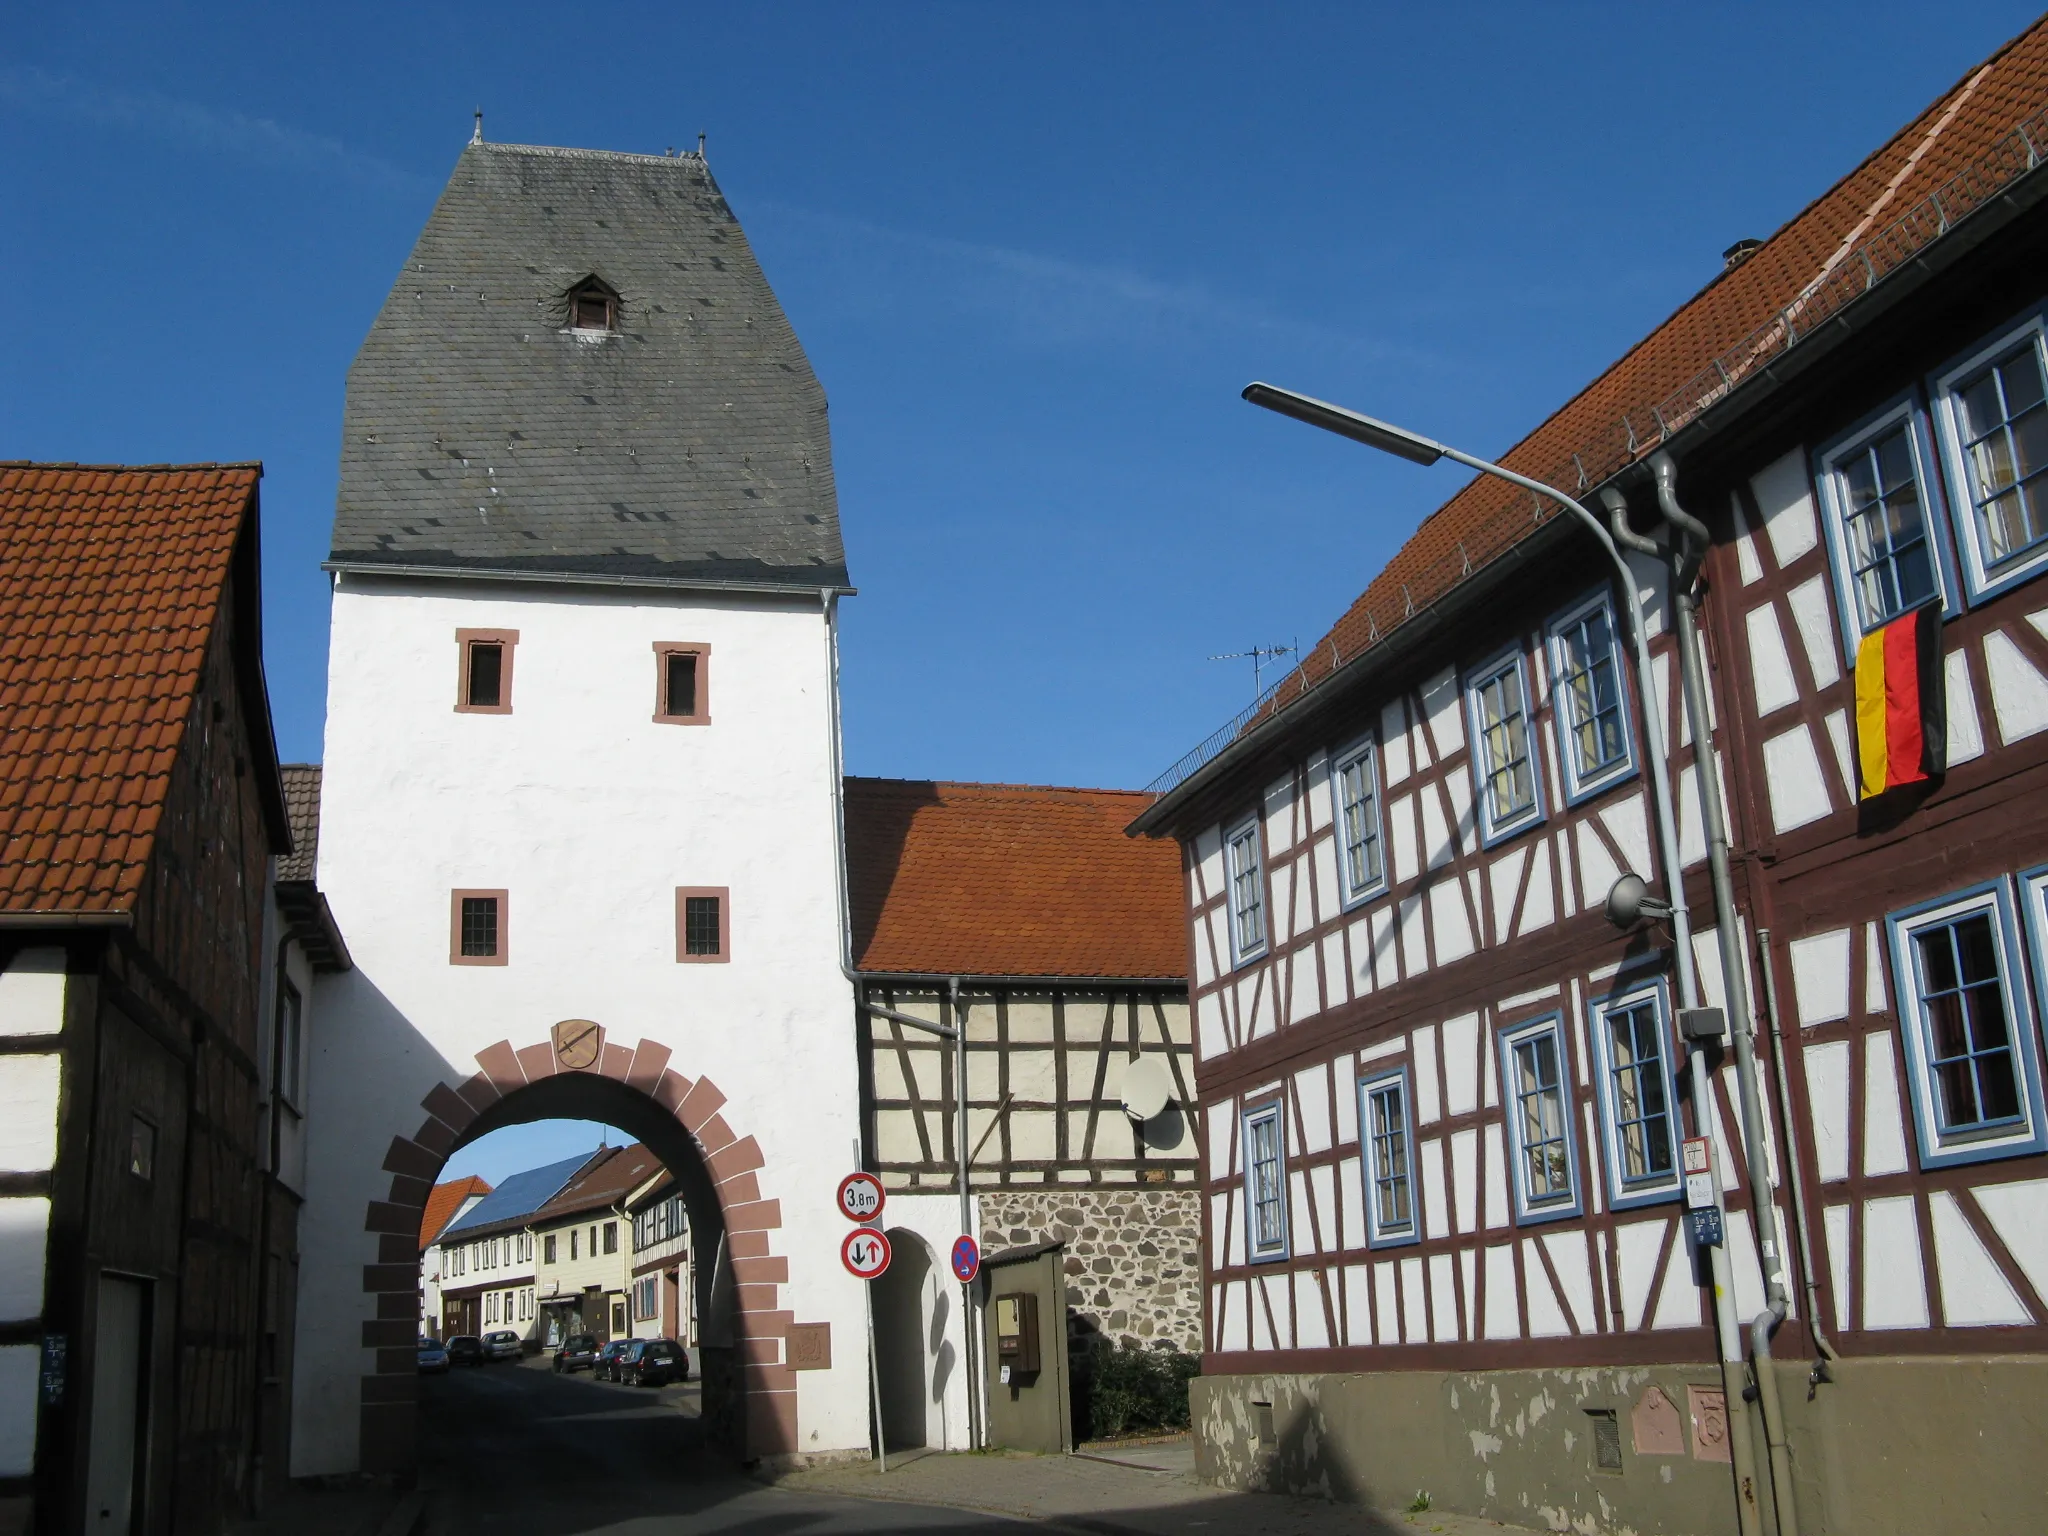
[836,1171,885,1223]
[841,1226,892,1281]
[950,1234,981,1284]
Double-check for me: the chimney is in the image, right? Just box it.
[1722,238,1763,272]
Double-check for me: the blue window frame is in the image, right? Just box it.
[1815,397,1957,655]
[1243,1099,1289,1262]
[1587,979,1682,1208]
[1887,880,2046,1169]
[1497,1015,1582,1223]
[1332,735,1387,906]
[1931,306,2048,604]
[1224,813,1267,966]
[1464,648,1545,845]
[1547,592,1635,803]
[1358,1068,1418,1246]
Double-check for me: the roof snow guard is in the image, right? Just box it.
[332,141,847,592]
[1142,23,2048,812]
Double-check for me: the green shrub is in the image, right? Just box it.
[1080,1339,1201,1440]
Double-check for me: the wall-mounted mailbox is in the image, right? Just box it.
[994,1290,1040,1376]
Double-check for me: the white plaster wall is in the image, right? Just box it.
[875,1193,980,1454]
[295,574,863,1473]
[0,950,61,1482]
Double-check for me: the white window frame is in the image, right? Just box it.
[1224,813,1268,966]
[1813,393,1958,657]
[1586,976,1682,1209]
[1331,733,1388,908]
[1496,1014,1583,1224]
[1545,589,1636,804]
[1357,1066,1419,1248]
[1463,646,1547,846]
[1890,878,2047,1169]
[1929,303,2048,604]
[1242,1098,1289,1262]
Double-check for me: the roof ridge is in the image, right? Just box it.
[848,774,1152,798]
[471,140,710,168]
[0,461,263,473]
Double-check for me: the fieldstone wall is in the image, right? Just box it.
[979,1186,1202,1352]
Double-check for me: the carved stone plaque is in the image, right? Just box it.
[552,1018,604,1072]
[787,1322,831,1371]
[1688,1385,1732,1463]
[1632,1385,1684,1455]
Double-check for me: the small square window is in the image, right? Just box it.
[1465,649,1546,844]
[1242,1099,1288,1262]
[1358,1068,1417,1246]
[1498,1016,1581,1223]
[129,1115,156,1182]
[1224,814,1267,965]
[451,890,509,966]
[676,887,729,963]
[653,643,710,724]
[455,629,519,714]
[1332,737,1386,905]
[1547,593,1635,802]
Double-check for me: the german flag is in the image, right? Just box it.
[1855,604,1945,800]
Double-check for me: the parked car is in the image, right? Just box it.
[622,1339,689,1387]
[593,1339,633,1381]
[552,1333,599,1373]
[482,1330,523,1362]
[445,1335,485,1366]
[417,1337,450,1374]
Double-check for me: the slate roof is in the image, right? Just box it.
[1146,15,2048,816]
[0,463,284,914]
[333,141,846,590]
[846,777,1186,980]
[440,1150,597,1240]
[419,1175,492,1249]
[531,1142,663,1223]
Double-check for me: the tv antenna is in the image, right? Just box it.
[1209,640,1298,700]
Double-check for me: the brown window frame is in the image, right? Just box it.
[455,629,520,714]
[652,642,711,725]
[450,889,509,966]
[675,886,730,964]
[566,277,619,333]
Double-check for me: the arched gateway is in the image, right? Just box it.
[289,132,867,1476]
[359,1031,789,1468]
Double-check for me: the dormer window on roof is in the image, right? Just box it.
[567,277,618,333]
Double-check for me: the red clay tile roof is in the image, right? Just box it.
[0,463,262,913]
[420,1175,492,1249]
[1256,18,2048,735]
[847,777,1185,980]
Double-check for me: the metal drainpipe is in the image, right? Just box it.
[823,590,982,1451]
[1754,928,1839,1384]
[1643,455,1800,1536]
[1599,487,1765,1536]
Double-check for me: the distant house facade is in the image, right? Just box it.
[429,1152,592,1343]
[626,1171,693,1344]
[1135,23,2048,1536]
[844,777,1198,1449]
[417,1176,490,1333]
[530,1144,660,1346]
[0,465,293,1536]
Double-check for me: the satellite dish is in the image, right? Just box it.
[1119,1055,1175,1122]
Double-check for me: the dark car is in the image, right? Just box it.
[593,1339,633,1381]
[417,1337,450,1374]
[445,1335,485,1366]
[552,1333,599,1373]
[622,1339,689,1388]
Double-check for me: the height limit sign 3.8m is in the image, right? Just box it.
[836,1171,885,1223]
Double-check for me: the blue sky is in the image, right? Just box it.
[8,2,2041,793]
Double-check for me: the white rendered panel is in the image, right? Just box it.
[1598,795,1651,879]
[1220,1281,1248,1352]
[1294,1270,1331,1350]
[1290,1168,1313,1254]
[1574,823,1620,918]
[1373,1260,1398,1345]
[1804,1040,1852,1182]
[1429,882,1474,965]
[1752,448,1820,568]
[1929,1190,2029,1325]
[0,951,65,1036]
[1973,1178,2048,1305]
[1860,1196,1930,1329]
[1789,930,1852,1026]
[1730,491,1763,585]
[1541,1230,1597,1335]
[1519,845,1555,936]
[1652,1241,1703,1330]
[1984,628,2048,744]
[1482,1245,1519,1338]
[1397,897,1425,980]
[1389,795,1419,886]
[1399,1256,1426,1343]
[1614,1218,1665,1330]
[1862,1031,1911,1178]
[1428,1252,1458,1341]
[1421,785,1455,871]
[1342,1265,1371,1345]
[1421,1138,1450,1241]
[1785,574,1842,689]
[1412,1025,1441,1125]
[1745,604,1800,716]
[1488,846,1526,943]
[0,1198,49,1318]
[1823,1204,1852,1331]
[1450,1128,1478,1235]
[1264,774,1296,855]
[0,1058,60,1173]
[1321,932,1350,1011]
[1946,648,1986,766]
[1333,1054,1359,1146]
[1821,711,1857,805]
[1338,1157,1366,1250]
[1381,699,1411,786]
[1308,1163,1338,1254]
[1864,923,1889,1015]
[1523,1239,1571,1337]
[1421,667,1464,758]
[1441,1012,1480,1117]
[1305,753,1333,832]
[1370,908,1399,990]
[1194,825,1224,906]
[1482,1123,1510,1229]
[1446,773,1477,858]
[1761,726,1832,833]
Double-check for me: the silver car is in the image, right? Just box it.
[482,1329,524,1362]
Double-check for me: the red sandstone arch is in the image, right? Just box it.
[357,1029,792,1470]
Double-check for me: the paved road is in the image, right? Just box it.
[417,1358,1019,1535]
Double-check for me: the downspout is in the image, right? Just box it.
[822,590,981,1451]
[248,927,291,1514]
[1599,486,1765,1536]
[1646,454,1799,1536]
[1754,929,1839,1384]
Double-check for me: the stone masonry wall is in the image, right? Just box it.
[979,1186,1202,1353]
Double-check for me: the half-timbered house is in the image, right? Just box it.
[843,777,1196,1447]
[1132,22,2048,1536]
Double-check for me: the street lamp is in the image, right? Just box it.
[1242,381,1764,1536]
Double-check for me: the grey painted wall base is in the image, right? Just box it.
[1192,1356,2048,1535]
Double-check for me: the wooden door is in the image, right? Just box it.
[85,1275,150,1536]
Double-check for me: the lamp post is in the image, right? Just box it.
[1242,383,1765,1536]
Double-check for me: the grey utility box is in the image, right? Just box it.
[978,1241,1072,1453]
